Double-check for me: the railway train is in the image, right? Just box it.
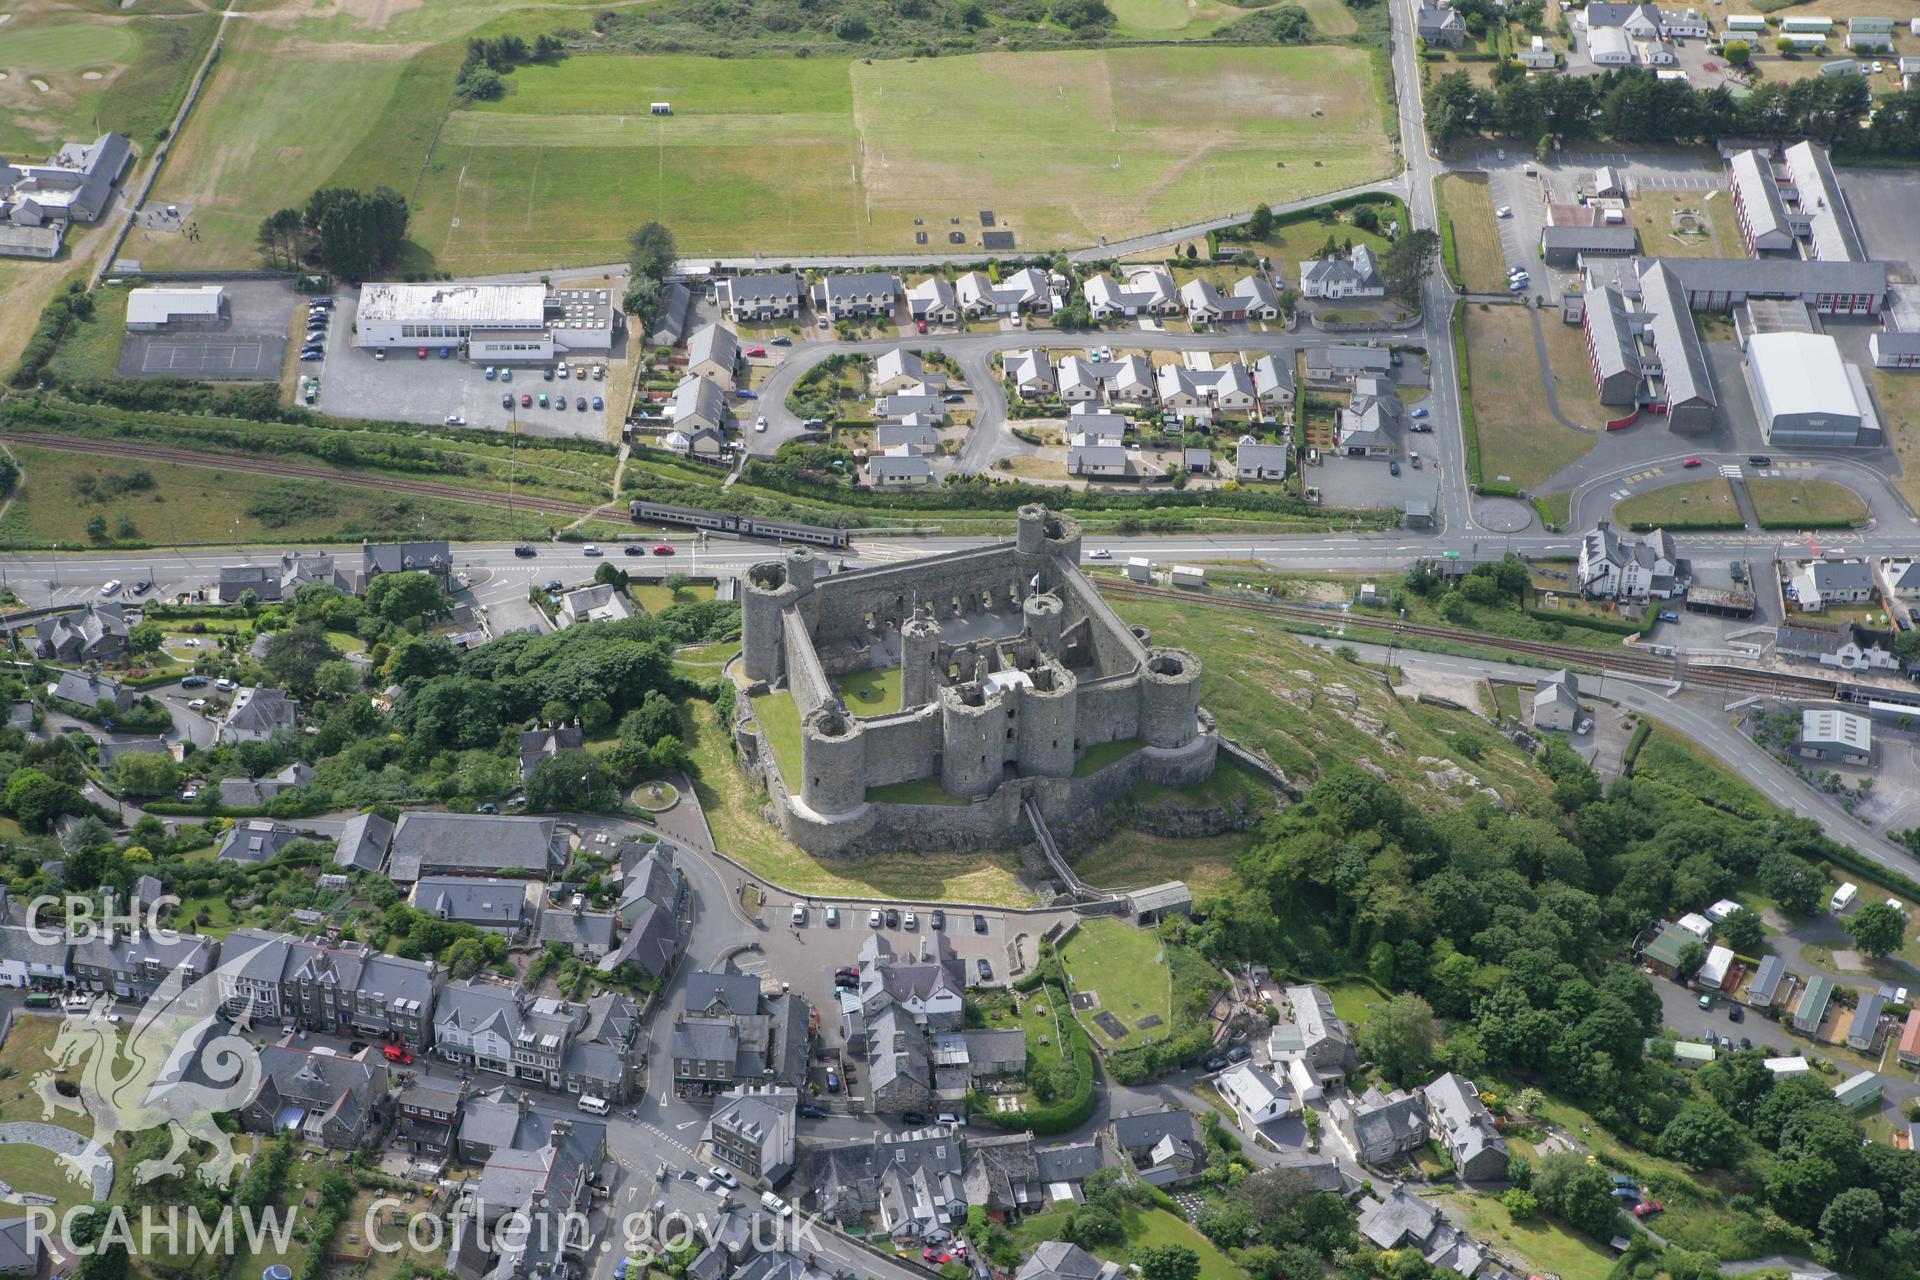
[627,500,851,548]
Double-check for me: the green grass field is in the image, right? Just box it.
[1464,304,1599,489]
[1746,476,1869,527]
[1438,173,1508,293]
[1010,1206,1240,1280]
[44,285,130,385]
[837,664,902,713]
[0,445,567,548]
[1060,917,1174,1049]
[143,38,1392,270]
[1615,476,1741,528]
[630,581,716,612]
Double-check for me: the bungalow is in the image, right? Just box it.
[1235,437,1290,483]
[906,276,960,325]
[1746,954,1788,1008]
[556,584,638,628]
[1057,354,1154,405]
[1299,246,1384,300]
[1794,974,1834,1035]
[217,819,305,864]
[867,452,933,487]
[1158,362,1257,422]
[1899,1010,1920,1068]
[663,426,727,459]
[1789,558,1876,611]
[1082,268,1180,319]
[1252,354,1296,409]
[1217,1061,1293,1126]
[1179,279,1240,323]
[872,348,942,395]
[955,269,1051,317]
[1234,274,1283,319]
[1305,344,1394,386]
[1337,376,1401,456]
[874,393,947,425]
[685,323,740,387]
[1586,2,1662,38]
[719,273,803,322]
[1848,990,1888,1051]
[817,273,900,321]
[876,423,940,454]
[1004,348,1056,399]
[1066,441,1129,478]
[1834,1069,1882,1110]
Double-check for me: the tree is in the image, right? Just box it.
[1819,1187,1882,1262]
[1051,0,1111,27]
[314,659,360,700]
[1533,1152,1620,1239]
[305,186,409,280]
[1064,1207,1122,1248]
[1381,228,1441,308]
[623,276,665,327]
[126,621,165,656]
[1723,39,1751,66]
[1660,1101,1742,1168]
[1247,203,1275,239]
[1846,900,1905,958]
[366,571,449,626]
[1758,848,1824,916]
[1715,906,1765,954]
[4,768,71,832]
[387,633,461,684]
[527,750,616,813]
[1674,939,1708,981]
[86,515,109,542]
[114,751,181,798]
[1502,1188,1538,1219]
[459,66,505,99]
[257,207,305,269]
[627,222,678,283]
[1359,992,1436,1081]
[1425,70,1488,147]
[1136,1246,1200,1280]
[262,623,344,697]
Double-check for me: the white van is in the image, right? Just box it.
[1831,882,1859,913]
[578,1095,611,1115]
[761,1192,793,1218]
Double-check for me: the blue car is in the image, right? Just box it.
[439,346,451,358]
[300,351,324,361]
[736,389,758,400]
[591,395,604,410]
[1410,407,1430,418]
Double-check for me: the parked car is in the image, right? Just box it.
[485,367,497,380]
[1632,1201,1663,1219]
[903,911,918,930]
[976,958,993,981]
[746,347,767,358]
[1698,994,1713,1011]
[708,1167,738,1189]
[215,677,237,691]
[885,908,900,929]
[444,414,466,426]
[132,579,151,595]
[790,903,806,925]
[538,394,549,408]
[798,1103,828,1119]
[1658,611,1679,623]
[101,579,121,596]
[1496,205,1513,218]
[300,351,324,361]
[1204,1054,1229,1071]
[522,393,532,407]
[826,1069,841,1093]
[930,909,945,930]
[826,906,839,926]
[1728,1005,1744,1023]
[592,396,604,410]
[868,909,882,928]
[1226,1043,1252,1062]
[973,913,988,933]
[1389,461,1401,476]
[772,335,792,346]
[737,389,758,400]
[416,347,428,359]
[382,1043,413,1064]
[187,698,208,711]
[575,397,587,411]
[502,394,514,409]
[1738,1037,1751,1051]
[180,675,207,689]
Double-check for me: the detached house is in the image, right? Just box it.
[686,322,741,387]
[1111,1106,1206,1187]
[816,272,899,321]
[219,687,299,744]
[1158,362,1257,422]
[872,348,941,395]
[1576,520,1681,599]
[1082,268,1180,319]
[1004,348,1056,399]
[1417,4,1467,45]
[906,276,959,325]
[240,1040,389,1150]
[956,268,1053,318]
[31,603,127,664]
[1235,437,1290,483]
[720,273,802,322]
[1299,245,1385,300]
[1423,1073,1507,1180]
[1252,355,1295,411]
[1332,1085,1427,1166]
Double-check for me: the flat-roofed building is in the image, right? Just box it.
[356,282,613,357]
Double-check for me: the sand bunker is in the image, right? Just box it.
[82,70,103,80]
[30,78,49,92]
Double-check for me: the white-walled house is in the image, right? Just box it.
[1576,521,1680,599]
[1218,1062,1294,1126]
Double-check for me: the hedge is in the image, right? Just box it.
[973,981,1095,1135]
[1451,302,1484,487]
[1522,608,1643,636]
[1625,518,1743,533]
[1621,721,1653,774]
[1755,517,1870,531]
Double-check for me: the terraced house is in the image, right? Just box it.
[720,273,803,322]
[816,272,901,321]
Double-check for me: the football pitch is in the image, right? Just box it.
[412,46,1394,269]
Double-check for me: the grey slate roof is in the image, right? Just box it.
[413,876,538,930]
[217,820,303,864]
[333,813,393,873]
[686,970,764,1017]
[1639,262,1715,408]
[387,812,565,882]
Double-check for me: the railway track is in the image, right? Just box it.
[1098,578,1841,700]
[0,432,609,519]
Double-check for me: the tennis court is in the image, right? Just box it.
[117,331,285,380]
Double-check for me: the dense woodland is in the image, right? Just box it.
[1188,726,1920,1280]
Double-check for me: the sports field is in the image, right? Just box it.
[402,47,1392,268]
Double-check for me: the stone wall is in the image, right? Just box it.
[1075,674,1143,749]
[783,606,832,718]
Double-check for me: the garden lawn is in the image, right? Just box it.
[682,695,1033,906]
[1746,477,1868,527]
[1437,174,1508,293]
[630,581,716,613]
[748,690,804,793]
[1009,1206,1239,1280]
[1615,477,1741,529]
[1628,189,1744,260]
[1440,1191,1616,1280]
[1464,304,1599,489]
[0,1016,91,1135]
[1060,917,1174,1050]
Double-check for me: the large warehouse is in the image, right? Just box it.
[354,282,615,359]
[126,284,226,330]
[1744,331,1881,446]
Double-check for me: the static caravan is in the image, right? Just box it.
[1783,32,1827,47]
[1833,882,1859,912]
[1726,13,1768,30]
[650,102,672,115]
[1781,16,1832,32]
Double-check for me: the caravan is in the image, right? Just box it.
[1832,882,1860,913]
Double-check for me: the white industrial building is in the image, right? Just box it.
[1800,708,1873,764]
[1743,331,1881,447]
[126,285,226,330]
[355,282,615,360]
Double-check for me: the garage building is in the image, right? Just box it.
[1800,707,1872,764]
[355,282,614,360]
[1744,331,1881,446]
[126,285,226,330]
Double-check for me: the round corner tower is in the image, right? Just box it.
[901,607,943,709]
[1022,591,1065,656]
[800,705,866,815]
[742,552,817,682]
[1016,664,1078,778]
[939,684,1008,798]
[1016,504,1083,566]
[1139,647,1203,749]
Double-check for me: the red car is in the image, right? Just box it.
[746,346,767,358]
[521,393,532,407]
[416,347,428,359]
[382,1043,413,1064]
[916,321,928,334]
[1632,1201,1663,1219]
[653,544,675,556]
[922,1250,951,1265]
[1682,457,1702,468]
